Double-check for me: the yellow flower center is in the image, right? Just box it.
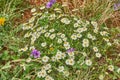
[50,47,54,51]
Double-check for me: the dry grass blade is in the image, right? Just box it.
[106,11,120,28]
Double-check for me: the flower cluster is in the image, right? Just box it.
[19,5,119,80]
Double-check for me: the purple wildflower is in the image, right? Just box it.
[114,3,120,10]
[66,48,75,53]
[50,0,56,4]
[46,0,56,8]
[46,2,53,8]
[31,49,40,58]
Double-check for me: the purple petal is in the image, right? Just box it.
[46,2,53,8]
[114,4,118,10]
[50,0,56,3]
[31,49,40,58]
[114,3,120,10]
[66,48,75,53]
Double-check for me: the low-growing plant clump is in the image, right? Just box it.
[0,0,120,80]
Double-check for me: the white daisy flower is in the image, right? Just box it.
[31,8,36,13]
[92,36,96,40]
[54,8,62,12]
[57,39,62,44]
[108,65,114,71]
[77,28,84,33]
[37,27,43,31]
[24,32,31,38]
[61,34,65,38]
[61,18,70,24]
[22,23,34,30]
[71,34,77,40]
[61,53,66,59]
[77,34,82,38]
[70,56,75,59]
[96,53,102,58]
[93,28,99,33]
[66,59,75,66]
[45,32,50,37]
[41,42,47,47]
[81,52,87,57]
[82,42,89,47]
[50,34,56,39]
[93,47,98,52]
[55,53,62,60]
[91,21,98,28]
[57,50,62,54]
[57,32,62,36]
[32,12,38,16]
[44,25,49,29]
[31,36,36,43]
[26,58,32,63]
[74,23,79,28]
[85,59,92,66]
[77,19,82,24]
[40,6,45,10]
[103,38,109,42]
[29,46,35,50]
[82,39,89,47]
[19,45,28,52]
[82,27,87,31]
[51,56,56,62]
[117,68,120,73]
[73,17,78,21]
[64,42,69,47]
[100,31,108,36]
[86,20,90,25]
[49,43,53,47]
[65,45,70,50]
[45,64,51,70]
[58,66,64,72]
[63,71,69,77]
[47,69,52,73]
[21,64,26,70]
[68,52,74,57]
[36,32,41,38]
[99,74,104,80]
[49,29,55,33]
[42,56,49,63]
[49,14,56,20]
[29,17,35,23]
[107,42,112,46]
[37,70,47,78]
[87,33,93,39]
[45,75,54,80]
[62,37,67,41]
[65,59,69,65]
[113,39,119,45]
[41,29,46,33]
[31,40,35,45]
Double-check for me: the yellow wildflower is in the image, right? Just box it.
[49,47,54,51]
[0,17,5,26]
